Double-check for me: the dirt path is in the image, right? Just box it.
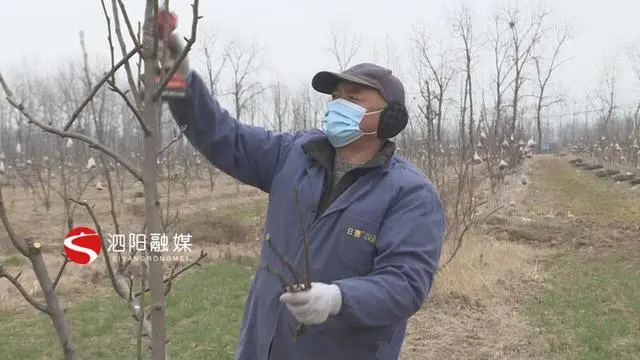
[401,154,640,359]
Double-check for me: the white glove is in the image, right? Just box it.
[279,282,343,325]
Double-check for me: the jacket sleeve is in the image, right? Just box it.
[332,181,445,328]
[167,71,302,193]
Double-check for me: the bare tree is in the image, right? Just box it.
[594,54,618,144]
[410,27,456,146]
[370,35,401,70]
[290,86,325,131]
[0,1,207,359]
[454,6,477,153]
[267,80,291,132]
[488,13,515,146]
[327,24,363,71]
[223,40,266,123]
[532,26,571,152]
[221,39,266,191]
[405,6,496,268]
[199,30,229,191]
[199,30,229,96]
[629,46,640,137]
[473,13,517,210]
[504,6,548,136]
[245,93,262,127]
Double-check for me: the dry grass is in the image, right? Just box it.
[403,234,553,360]
[401,158,555,360]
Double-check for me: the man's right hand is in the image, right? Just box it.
[155,9,190,77]
[139,9,191,99]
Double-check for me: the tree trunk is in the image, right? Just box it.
[488,178,503,211]
[141,2,168,359]
[536,100,543,154]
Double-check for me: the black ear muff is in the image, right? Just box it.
[377,102,408,139]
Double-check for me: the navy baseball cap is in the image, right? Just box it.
[311,63,406,105]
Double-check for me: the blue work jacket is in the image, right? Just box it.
[168,71,445,360]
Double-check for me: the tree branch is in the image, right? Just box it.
[0,266,50,314]
[134,250,208,298]
[62,46,140,131]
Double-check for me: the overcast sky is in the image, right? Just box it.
[2,0,640,118]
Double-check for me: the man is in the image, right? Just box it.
[160,13,445,360]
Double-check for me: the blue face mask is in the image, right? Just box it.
[321,99,382,148]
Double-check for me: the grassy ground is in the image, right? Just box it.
[524,157,640,360]
[527,249,640,360]
[0,259,256,360]
[526,157,640,226]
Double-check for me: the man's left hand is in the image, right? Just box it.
[279,282,343,325]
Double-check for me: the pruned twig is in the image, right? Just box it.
[293,186,312,288]
[265,233,302,287]
[261,233,307,338]
[260,187,314,338]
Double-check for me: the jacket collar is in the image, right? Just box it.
[301,136,396,172]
